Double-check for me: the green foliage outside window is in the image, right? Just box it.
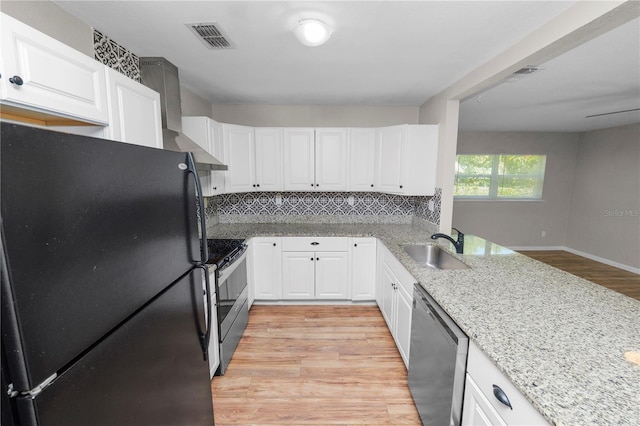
[454,154,546,199]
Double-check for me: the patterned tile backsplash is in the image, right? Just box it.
[205,189,441,225]
[94,29,140,81]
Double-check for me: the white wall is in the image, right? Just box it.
[210,104,419,127]
[181,85,213,118]
[0,1,93,57]
[566,124,640,269]
[453,132,579,247]
[418,1,633,237]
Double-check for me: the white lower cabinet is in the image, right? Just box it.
[249,237,282,301]
[350,238,376,301]
[462,374,506,426]
[281,250,349,300]
[280,237,350,300]
[462,341,549,426]
[314,252,350,299]
[377,242,415,367]
[281,252,316,299]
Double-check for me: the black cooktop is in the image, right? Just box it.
[205,239,246,266]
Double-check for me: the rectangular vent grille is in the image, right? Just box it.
[187,23,235,49]
[513,66,541,75]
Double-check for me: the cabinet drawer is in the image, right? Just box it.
[467,342,548,425]
[281,237,349,252]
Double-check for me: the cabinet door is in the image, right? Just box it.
[348,128,376,192]
[104,68,162,149]
[403,125,439,196]
[0,13,109,124]
[380,265,396,329]
[254,128,283,191]
[182,117,218,197]
[375,125,406,194]
[394,285,413,367]
[283,128,315,191]
[251,238,282,300]
[208,119,226,195]
[281,252,315,299]
[462,375,506,426]
[315,251,349,299]
[224,124,255,193]
[315,128,347,191]
[351,238,377,301]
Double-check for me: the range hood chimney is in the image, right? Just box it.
[139,57,227,170]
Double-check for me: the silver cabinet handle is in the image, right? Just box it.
[492,385,513,410]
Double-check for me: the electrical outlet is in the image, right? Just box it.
[541,230,546,237]
[348,196,355,206]
[275,195,282,205]
[428,200,435,212]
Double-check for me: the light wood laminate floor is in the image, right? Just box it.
[211,305,421,425]
[518,250,640,300]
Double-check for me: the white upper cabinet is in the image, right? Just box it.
[283,127,348,191]
[209,119,226,195]
[104,68,162,149]
[315,128,348,191]
[375,124,439,196]
[376,125,406,193]
[0,13,109,125]
[223,123,255,193]
[348,128,376,192]
[283,127,316,191]
[254,128,284,191]
[182,116,226,196]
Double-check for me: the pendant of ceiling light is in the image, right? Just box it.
[294,19,333,47]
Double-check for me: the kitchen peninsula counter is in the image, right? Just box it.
[207,221,640,426]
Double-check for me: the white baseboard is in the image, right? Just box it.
[253,300,378,306]
[510,245,566,251]
[510,245,640,275]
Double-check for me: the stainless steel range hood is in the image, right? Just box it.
[140,57,227,170]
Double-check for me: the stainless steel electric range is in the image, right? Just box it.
[205,239,248,375]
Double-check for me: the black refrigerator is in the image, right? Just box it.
[1,123,215,425]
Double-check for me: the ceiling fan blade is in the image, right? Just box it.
[585,108,640,118]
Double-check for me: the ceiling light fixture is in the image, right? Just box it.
[294,19,333,47]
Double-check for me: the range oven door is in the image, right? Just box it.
[215,251,249,375]
[217,252,247,336]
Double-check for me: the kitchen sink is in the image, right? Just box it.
[402,244,470,270]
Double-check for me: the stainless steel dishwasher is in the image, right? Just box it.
[408,284,469,426]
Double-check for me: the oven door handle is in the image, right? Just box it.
[194,264,212,362]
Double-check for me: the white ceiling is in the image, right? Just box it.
[53,1,639,132]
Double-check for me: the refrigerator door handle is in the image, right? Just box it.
[184,152,208,264]
[194,264,212,362]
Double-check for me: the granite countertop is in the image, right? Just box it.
[207,221,640,426]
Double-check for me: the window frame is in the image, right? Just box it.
[454,154,546,200]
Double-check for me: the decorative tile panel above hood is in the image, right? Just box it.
[93,29,140,81]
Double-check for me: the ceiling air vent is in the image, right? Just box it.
[504,65,545,83]
[513,66,541,75]
[187,23,235,49]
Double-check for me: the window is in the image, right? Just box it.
[454,154,546,199]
